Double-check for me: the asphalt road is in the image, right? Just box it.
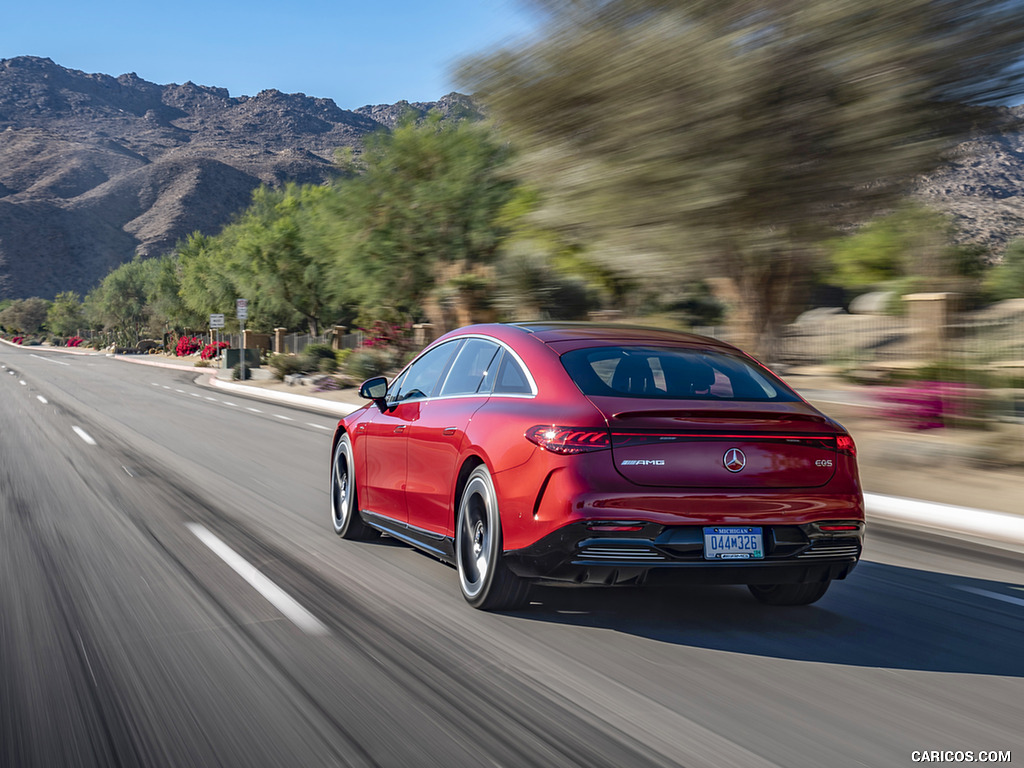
[1,345,1021,768]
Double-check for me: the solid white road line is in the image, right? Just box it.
[72,426,97,446]
[186,523,328,636]
[30,354,70,366]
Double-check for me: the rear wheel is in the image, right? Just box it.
[456,465,530,611]
[331,434,375,540]
[748,580,830,606]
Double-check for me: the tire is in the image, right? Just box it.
[331,434,375,540]
[455,465,530,611]
[748,580,831,606]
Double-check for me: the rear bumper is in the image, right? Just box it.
[504,521,863,586]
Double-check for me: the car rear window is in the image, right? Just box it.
[560,346,800,401]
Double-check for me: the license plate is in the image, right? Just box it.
[703,527,764,560]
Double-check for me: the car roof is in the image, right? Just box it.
[504,321,739,351]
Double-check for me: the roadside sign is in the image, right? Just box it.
[236,299,248,320]
[210,313,225,329]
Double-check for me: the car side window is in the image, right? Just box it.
[393,341,461,402]
[438,339,501,397]
[492,351,533,395]
[384,370,408,407]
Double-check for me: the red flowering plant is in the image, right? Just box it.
[175,336,203,356]
[66,337,84,347]
[200,341,230,360]
[11,336,24,345]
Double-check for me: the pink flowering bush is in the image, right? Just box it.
[200,341,229,360]
[360,320,412,351]
[175,336,203,356]
[875,381,988,430]
[66,337,84,347]
[11,336,24,345]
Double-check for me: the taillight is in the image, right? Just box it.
[818,524,861,532]
[525,425,611,455]
[836,434,856,456]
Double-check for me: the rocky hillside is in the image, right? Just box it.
[0,56,474,299]
[910,106,1024,254]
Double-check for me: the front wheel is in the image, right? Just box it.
[455,465,530,611]
[331,434,375,540]
[748,580,831,606]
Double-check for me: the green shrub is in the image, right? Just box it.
[268,353,305,380]
[298,343,337,373]
[318,355,338,374]
[232,363,252,380]
[343,347,397,381]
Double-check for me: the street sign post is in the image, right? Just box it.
[209,314,225,356]
[236,300,248,381]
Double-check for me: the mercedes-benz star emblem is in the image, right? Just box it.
[723,448,746,472]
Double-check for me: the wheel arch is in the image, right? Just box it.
[452,454,486,532]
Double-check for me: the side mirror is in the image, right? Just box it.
[358,376,389,411]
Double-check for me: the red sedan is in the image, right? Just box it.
[330,323,863,610]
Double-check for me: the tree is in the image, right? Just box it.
[222,184,338,335]
[985,240,1024,300]
[313,112,519,328]
[46,291,85,337]
[828,206,982,290]
[460,0,1024,353]
[84,258,150,346]
[0,297,49,334]
[144,253,206,335]
[178,232,239,327]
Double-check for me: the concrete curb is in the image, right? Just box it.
[865,492,1024,549]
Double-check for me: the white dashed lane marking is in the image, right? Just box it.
[142,379,332,433]
[187,524,328,636]
[955,586,1024,609]
[72,426,97,446]
[37,395,47,404]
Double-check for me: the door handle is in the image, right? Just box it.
[443,426,458,436]
[394,424,407,433]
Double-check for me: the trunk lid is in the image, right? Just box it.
[591,397,839,489]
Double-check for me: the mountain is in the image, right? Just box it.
[3,56,1024,300]
[0,56,476,299]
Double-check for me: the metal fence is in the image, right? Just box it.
[699,309,1024,370]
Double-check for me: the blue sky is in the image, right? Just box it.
[2,0,538,108]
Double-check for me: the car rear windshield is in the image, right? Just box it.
[560,346,801,401]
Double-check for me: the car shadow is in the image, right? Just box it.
[509,560,1024,677]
